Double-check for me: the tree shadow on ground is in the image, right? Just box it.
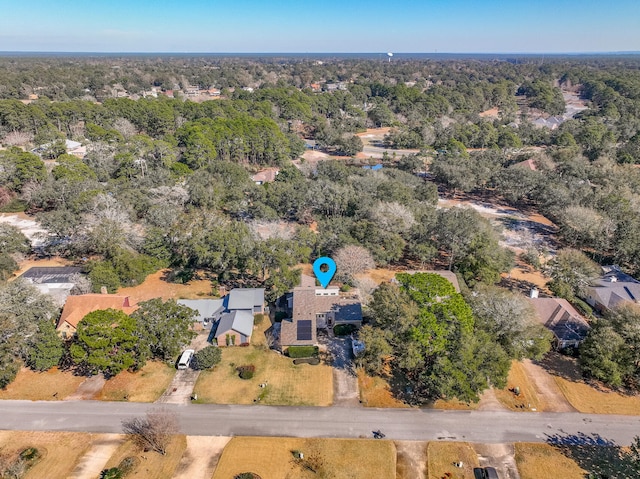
[535,351,584,382]
[546,431,640,478]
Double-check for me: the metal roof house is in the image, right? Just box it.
[214,310,255,346]
[177,298,225,329]
[227,288,265,314]
[20,266,83,306]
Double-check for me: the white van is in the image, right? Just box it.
[177,349,195,370]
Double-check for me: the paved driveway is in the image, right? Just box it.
[320,334,360,407]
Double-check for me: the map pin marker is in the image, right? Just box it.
[313,257,337,289]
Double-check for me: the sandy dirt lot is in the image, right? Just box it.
[173,436,231,479]
[0,213,48,246]
[68,434,124,479]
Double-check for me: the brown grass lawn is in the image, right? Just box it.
[494,361,544,412]
[195,320,332,406]
[426,442,479,479]
[0,431,95,479]
[194,345,333,406]
[514,443,586,479]
[212,436,396,479]
[358,369,409,408]
[102,435,187,479]
[98,361,175,402]
[117,269,214,303]
[0,367,85,400]
[554,377,640,415]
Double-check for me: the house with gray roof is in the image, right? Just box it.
[177,299,225,329]
[20,266,83,306]
[214,310,254,346]
[227,288,265,314]
[584,265,640,313]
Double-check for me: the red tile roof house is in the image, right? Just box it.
[280,275,362,351]
[56,294,138,339]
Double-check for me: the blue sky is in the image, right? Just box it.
[0,0,638,53]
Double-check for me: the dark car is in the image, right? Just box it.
[473,467,499,479]
[484,467,499,479]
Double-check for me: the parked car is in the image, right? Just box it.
[473,467,499,479]
[484,467,499,479]
[177,349,195,370]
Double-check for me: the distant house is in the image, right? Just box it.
[511,158,537,171]
[177,298,225,329]
[214,310,254,346]
[362,164,383,171]
[281,275,362,349]
[56,294,138,338]
[227,288,265,315]
[528,297,591,349]
[32,139,86,159]
[19,266,83,307]
[251,168,280,185]
[585,266,640,313]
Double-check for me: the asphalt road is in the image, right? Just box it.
[1,400,639,445]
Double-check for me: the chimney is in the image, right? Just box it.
[100,286,108,294]
[530,288,539,299]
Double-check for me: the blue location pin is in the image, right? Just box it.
[313,257,337,289]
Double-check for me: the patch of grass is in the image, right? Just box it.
[0,199,27,213]
[426,442,479,479]
[98,361,175,402]
[514,443,586,479]
[0,367,85,400]
[553,376,640,415]
[333,324,357,336]
[213,437,396,479]
[287,345,318,358]
[0,431,95,479]
[194,321,332,406]
[494,361,544,412]
[102,435,187,479]
[357,369,409,408]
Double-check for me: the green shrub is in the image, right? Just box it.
[193,346,222,370]
[19,447,40,462]
[0,198,27,213]
[253,313,264,325]
[274,311,287,322]
[89,262,121,293]
[340,284,351,292]
[237,364,255,379]
[100,467,124,479]
[118,456,138,474]
[287,346,318,358]
[572,297,593,318]
[333,324,357,336]
[111,250,164,286]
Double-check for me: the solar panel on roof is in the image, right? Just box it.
[297,320,312,341]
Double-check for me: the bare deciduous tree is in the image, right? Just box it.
[369,201,415,233]
[2,130,33,147]
[122,408,179,455]
[334,245,375,283]
[113,118,138,139]
[69,273,93,295]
